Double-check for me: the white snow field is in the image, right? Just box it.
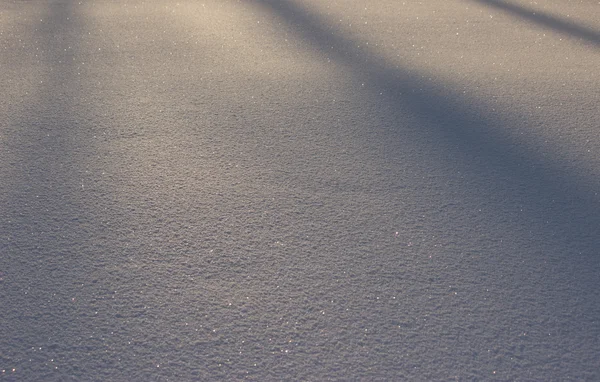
[1,0,599,380]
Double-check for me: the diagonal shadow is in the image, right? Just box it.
[251,0,600,256]
[472,0,600,48]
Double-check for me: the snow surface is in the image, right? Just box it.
[1,0,599,380]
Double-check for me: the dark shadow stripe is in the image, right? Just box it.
[251,0,600,255]
[473,0,600,48]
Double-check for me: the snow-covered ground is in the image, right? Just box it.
[1,0,599,380]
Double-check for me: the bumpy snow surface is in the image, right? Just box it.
[1,0,599,380]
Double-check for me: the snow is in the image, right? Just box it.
[1,0,599,380]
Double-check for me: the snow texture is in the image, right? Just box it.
[1,0,599,380]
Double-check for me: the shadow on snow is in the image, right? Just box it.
[472,0,600,49]
[251,0,600,258]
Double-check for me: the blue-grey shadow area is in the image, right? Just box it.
[472,0,600,48]
[252,0,600,256]
[244,5,600,377]
[0,4,83,258]
[0,2,110,380]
